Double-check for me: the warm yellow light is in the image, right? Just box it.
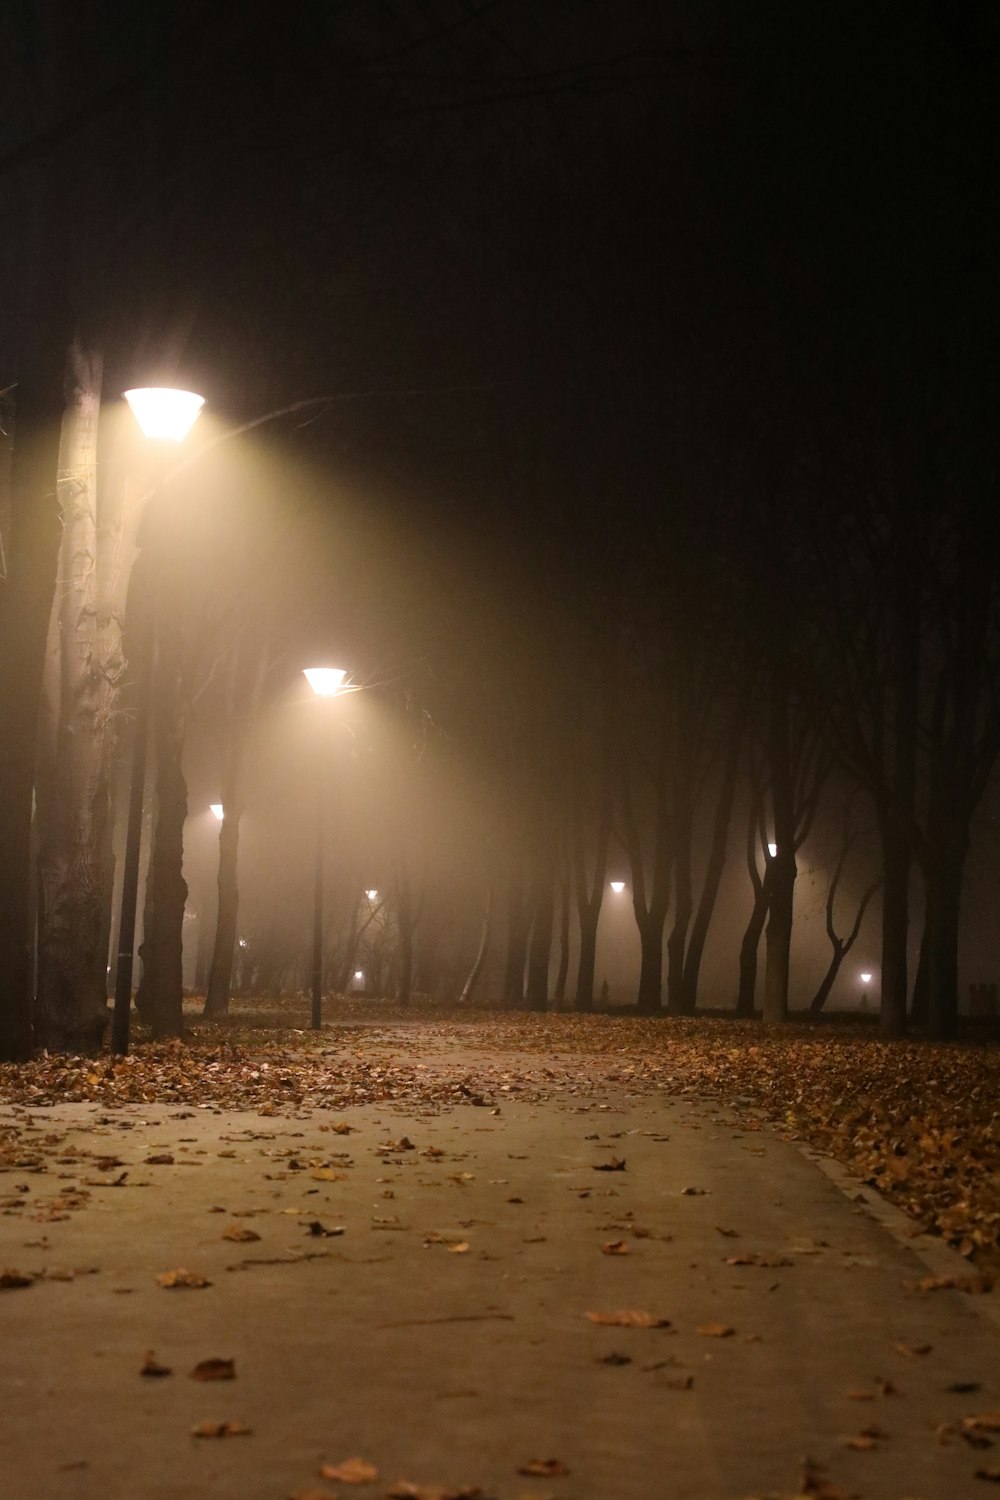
[609,880,625,894]
[860,972,872,984]
[365,889,379,901]
[354,970,364,981]
[210,803,224,821]
[124,387,205,442]
[303,666,347,697]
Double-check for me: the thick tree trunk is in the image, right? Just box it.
[134,633,189,1039]
[762,856,794,1024]
[575,911,599,1014]
[682,724,741,1010]
[878,810,911,1037]
[924,833,967,1041]
[553,866,570,1007]
[396,895,417,1007]
[636,908,666,1014]
[736,888,768,1017]
[808,944,845,1015]
[34,344,118,1053]
[0,329,68,1059]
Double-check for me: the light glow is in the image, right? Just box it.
[365,889,379,901]
[860,972,872,984]
[767,842,778,857]
[609,880,625,894]
[303,666,348,697]
[124,387,205,443]
[354,970,364,981]
[210,803,224,821]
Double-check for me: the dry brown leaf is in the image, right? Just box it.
[0,1268,33,1289]
[601,1240,629,1256]
[222,1224,260,1243]
[306,1221,345,1237]
[517,1459,570,1477]
[145,1153,174,1165]
[385,1484,489,1500]
[846,1388,875,1401]
[191,1420,252,1438]
[695,1322,735,1338]
[319,1455,379,1483]
[156,1268,212,1289]
[894,1341,932,1358]
[140,1350,172,1378]
[724,1252,793,1268]
[965,1413,1000,1434]
[585,1309,671,1328]
[592,1157,626,1172]
[974,1467,1000,1483]
[190,1358,235,1381]
[447,1242,470,1254]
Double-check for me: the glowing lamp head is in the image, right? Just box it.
[365,889,379,902]
[354,970,364,981]
[860,972,872,985]
[609,880,625,894]
[767,842,778,857]
[210,803,224,821]
[124,387,205,443]
[303,666,347,697]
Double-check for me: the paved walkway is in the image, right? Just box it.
[1,1047,997,1499]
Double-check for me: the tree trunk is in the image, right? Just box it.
[524,863,555,1012]
[924,832,967,1041]
[460,883,493,1003]
[878,809,911,1036]
[553,864,570,1007]
[396,890,417,1007]
[736,887,768,1017]
[34,343,116,1053]
[808,943,845,1015]
[0,332,68,1059]
[666,794,694,1015]
[575,910,599,1014]
[204,805,241,1018]
[762,669,795,1024]
[134,629,189,1039]
[682,723,741,1010]
[502,870,528,1005]
[636,908,666,1014]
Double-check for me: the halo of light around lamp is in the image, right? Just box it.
[124,387,205,442]
[303,666,347,697]
[210,803,224,821]
[609,880,625,894]
[860,972,872,984]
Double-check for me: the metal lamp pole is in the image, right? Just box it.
[110,387,205,1056]
[303,667,348,1029]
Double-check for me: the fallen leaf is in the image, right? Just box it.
[974,1467,1000,1483]
[601,1240,629,1256]
[662,1375,694,1390]
[715,1226,739,1237]
[596,1352,631,1366]
[846,1388,875,1401]
[157,1268,212,1289]
[140,1351,172,1378]
[894,1342,932,1358]
[447,1242,470,1254]
[190,1358,235,1381]
[724,1252,793,1268]
[191,1420,252,1438]
[0,1268,34,1289]
[585,1309,671,1328]
[319,1455,379,1483]
[947,1381,982,1393]
[306,1221,345,1238]
[222,1224,261,1243]
[592,1158,626,1172]
[695,1322,735,1338]
[681,1186,708,1196]
[145,1153,174,1165]
[517,1459,570,1477]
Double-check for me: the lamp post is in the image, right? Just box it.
[303,666,348,1029]
[609,880,625,895]
[860,971,873,1011]
[111,387,205,1057]
[210,803,224,821]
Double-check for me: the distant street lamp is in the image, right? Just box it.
[767,842,778,858]
[210,803,224,821]
[304,665,349,1030]
[111,386,205,1057]
[365,888,379,902]
[609,880,625,894]
[860,971,873,1010]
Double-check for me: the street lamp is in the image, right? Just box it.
[210,803,224,821]
[609,880,625,894]
[860,971,873,1011]
[111,386,205,1056]
[365,888,379,902]
[304,665,349,1030]
[767,842,778,858]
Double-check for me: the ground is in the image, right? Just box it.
[1,1004,998,1500]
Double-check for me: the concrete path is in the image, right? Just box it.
[1,1047,997,1500]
